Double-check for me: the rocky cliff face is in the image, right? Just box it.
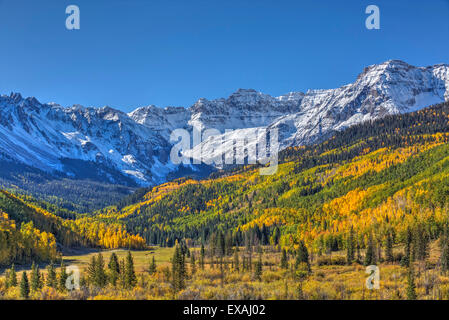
[0,60,448,185]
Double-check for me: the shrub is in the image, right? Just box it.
[262,271,282,283]
[295,263,310,280]
[317,256,346,266]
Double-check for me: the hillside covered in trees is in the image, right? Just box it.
[107,101,449,256]
[0,189,146,267]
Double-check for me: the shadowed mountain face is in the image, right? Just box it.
[0,60,447,203]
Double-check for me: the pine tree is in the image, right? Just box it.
[171,245,186,292]
[7,264,17,288]
[346,227,355,264]
[442,241,449,274]
[225,231,233,256]
[406,266,417,300]
[233,247,240,272]
[385,232,394,263]
[190,252,196,276]
[295,241,311,272]
[356,240,361,263]
[281,248,289,269]
[200,243,205,270]
[218,232,225,257]
[172,244,181,290]
[30,262,42,292]
[46,263,57,288]
[261,224,269,245]
[402,228,413,267]
[271,226,281,246]
[440,226,449,273]
[124,251,137,289]
[96,253,107,288]
[148,256,157,275]
[87,255,97,286]
[376,236,383,263]
[108,253,120,286]
[58,262,68,292]
[40,268,45,289]
[20,272,30,299]
[416,227,429,261]
[364,234,376,266]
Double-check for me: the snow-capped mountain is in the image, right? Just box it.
[273,60,449,147]
[0,96,175,185]
[184,60,449,165]
[0,60,448,187]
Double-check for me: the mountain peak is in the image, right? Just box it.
[9,92,22,98]
[381,59,411,67]
[233,88,258,94]
[358,60,411,79]
[229,88,261,99]
[9,92,23,103]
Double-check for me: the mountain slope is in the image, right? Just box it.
[0,189,146,266]
[0,60,447,209]
[113,101,449,251]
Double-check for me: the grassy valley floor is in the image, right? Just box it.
[1,242,448,300]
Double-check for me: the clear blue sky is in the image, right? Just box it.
[0,0,448,112]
